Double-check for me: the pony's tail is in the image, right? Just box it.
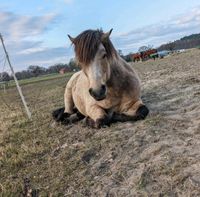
[52,107,70,122]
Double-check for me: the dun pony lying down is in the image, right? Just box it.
[52,29,149,128]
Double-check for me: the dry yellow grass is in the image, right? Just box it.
[0,49,200,196]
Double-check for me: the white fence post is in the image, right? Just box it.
[0,33,32,119]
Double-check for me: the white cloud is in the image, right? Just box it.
[17,47,47,55]
[1,5,200,71]
[0,12,57,41]
[0,11,71,71]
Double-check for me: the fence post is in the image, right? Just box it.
[0,33,31,119]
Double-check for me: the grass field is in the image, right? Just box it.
[4,72,73,88]
[0,49,200,196]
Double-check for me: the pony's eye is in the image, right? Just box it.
[102,54,107,59]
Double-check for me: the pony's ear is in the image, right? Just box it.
[68,34,75,43]
[101,28,113,41]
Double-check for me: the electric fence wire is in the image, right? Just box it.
[0,56,7,81]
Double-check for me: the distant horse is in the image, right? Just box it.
[52,29,149,128]
[131,49,157,62]
[141,49,157,61]
[131,53,141,62]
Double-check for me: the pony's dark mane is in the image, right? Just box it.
[73,29,117,65]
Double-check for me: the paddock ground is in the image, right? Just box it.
[0,48,200,196]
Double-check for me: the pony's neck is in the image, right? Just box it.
[107,55,127,88]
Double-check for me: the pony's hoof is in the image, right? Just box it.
[83,117,96,128]
[84,116,110,129]
[95,117,110,128]
[52,107,70,122]
[136,105,149,120]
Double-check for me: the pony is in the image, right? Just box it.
[52,29,149,128]
[131,53,141,62]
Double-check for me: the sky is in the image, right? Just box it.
[0,0,200,71]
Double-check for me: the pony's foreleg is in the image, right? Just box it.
[111,100,149,123]
[64,84,74,114]
[85,105,111,128]
[52,85,74,123]
[52,84,84,124]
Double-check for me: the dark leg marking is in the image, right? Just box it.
[84,114,111,129]
[52,107,70,122]
[64,112,85,125]
[135,105,149,120]
[95,115,111,128]
[83,117,95,128]
[52,107,85,124]
[111,105,149,123]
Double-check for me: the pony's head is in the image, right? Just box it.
[68,29,117,101]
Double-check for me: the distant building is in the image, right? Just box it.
[59,67,70,74]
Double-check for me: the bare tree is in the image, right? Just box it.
[0,72,10,82]
[138,45,153,52]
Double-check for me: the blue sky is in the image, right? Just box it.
[0,0,200,71]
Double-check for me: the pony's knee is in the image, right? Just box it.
[121,100,143,117]
[117,100,149,122]
[86,106,111,128]
[87,106,105,121]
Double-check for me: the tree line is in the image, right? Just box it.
[121,33,200,62]
[157,33,200,51]
[1,33,200,82]
[0,58,79,82]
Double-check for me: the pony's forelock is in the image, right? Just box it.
[72,29,117,66]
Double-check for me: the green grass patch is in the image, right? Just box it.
[7,72,74,87]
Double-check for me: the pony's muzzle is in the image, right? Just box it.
[89,85,106,101]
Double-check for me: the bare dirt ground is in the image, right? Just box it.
[0,49,200,196]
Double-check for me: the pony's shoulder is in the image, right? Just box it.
[66,71,82,88]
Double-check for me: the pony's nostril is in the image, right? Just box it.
[101,85,106,91]
[89,86,106,100]
[89,88,92,94]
